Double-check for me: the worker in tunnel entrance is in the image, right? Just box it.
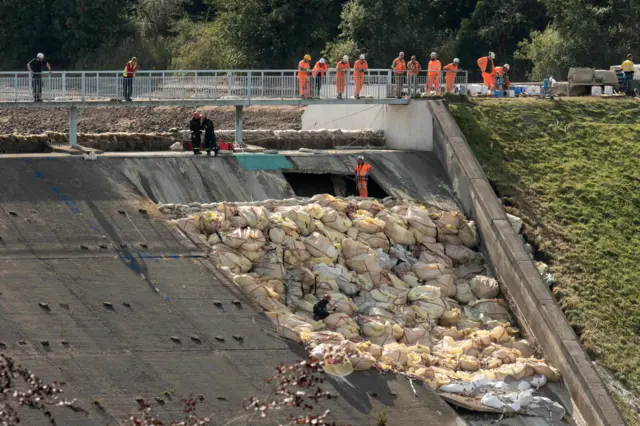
[355,155,372,198]
[313,294,333,320]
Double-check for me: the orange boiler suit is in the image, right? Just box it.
[355,162,372,197]
[298,60,311,97]
[427,59,442,95]
[354,59,368,97]
[336,61,350,95]
[477,56,495,89]
[443,62,459,93]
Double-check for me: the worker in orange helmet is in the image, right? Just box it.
[298,54,312,99]
[407,55,421,96]
[494,64,511,90]
[391,52,406,98]
[354,155,372,198]
[477,52,496,89]
[443,58,460,93]
[427,52,442,95]
[312,58,328,98]
[336,55,350,99]
[354,54,368,99]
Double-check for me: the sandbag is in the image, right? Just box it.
[303,203,324,220]
[269,213,300,233]
[408,285,441,302]
[424,274,456,298]
[469,299,510,321]
[412,298,446,320]
[279,207,315,236]
[399,327,430,345]
[459,221,478,248]
[232,274,278,299]
[358,232,390,251]
[237,205,269,230]
[381,343,409,367]
[311,194,349,212]
[470,275,500,299]
[304,232,338,261]
[342,238,370,259]
[406,205,438,237]
[353,214,385,234]
[252,248,286,280]
[173,216,201,236]
[228,215,248,228]
[313,220,347,244]
[436,211,463,229]
[209,244,252,273]
[455,280,476,304]
[320,208,352,233]
[349,352,376,371]
[358,199,385,215]
[507,213,523,234]
[414,262,453,281]
[200,211,230,235]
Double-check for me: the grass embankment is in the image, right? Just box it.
[449,98,640,424]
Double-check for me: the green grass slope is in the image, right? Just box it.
[449,98,640,425]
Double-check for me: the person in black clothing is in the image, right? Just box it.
[27,53,52,102]
[200,113,219,156]
[313,294,333,320]
[189,112,202,155]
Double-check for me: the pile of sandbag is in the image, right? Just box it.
[163,194,560,407]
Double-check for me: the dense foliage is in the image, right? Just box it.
[0,0,635,81]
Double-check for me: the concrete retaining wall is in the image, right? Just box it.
[427,100,625,426]
[0,134,49,153]
[301,102,433,150]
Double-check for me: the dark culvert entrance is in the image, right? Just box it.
[283,173,389,199]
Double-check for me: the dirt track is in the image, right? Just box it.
[0,106,304,134]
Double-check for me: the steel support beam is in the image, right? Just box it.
[69,106,78,148]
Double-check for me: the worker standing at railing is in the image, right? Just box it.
[354,54,368,99]
[427,52,442,95]
[123,57,138,102]
[391,52,406,98]
[27,53,51,102]
[336,55,350,99]
[312,58,328,98]
[407,55,421,96]
[298,54,312,99]
[443,58,460,93]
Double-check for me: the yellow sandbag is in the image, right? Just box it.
[526,360,561,381]
[303,203,324,219]
[384,214,416,245]
[406,205,438,237]
[279,207,315,236]
[200,211,230,235]
[362,319,386,337]
[489,325,511,343]
[504,338,535,358]
[237,205,269,230]
[381,343,409,366]
[353,215,386,234]
[324,354,354,377]
[349,352,377,371]
[411,298,446,320]
[311,194,349,212]
[440,308,461,326]
[414,262,453,281]
[459,221,478,248]
[303,232,338,261]
[358,199,385,214]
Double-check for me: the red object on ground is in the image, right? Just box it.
[218,137,235,151]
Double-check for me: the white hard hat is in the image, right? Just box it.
[37,53,44,59]
[399,51,404,56]
[359,54,365,60]
[489,51,496,59]
[357,155,364,161]
[453,58,460,64]
[430,52,437,57]
[504,64,510,70]
[319,58,326,64]
[343,55,349,61]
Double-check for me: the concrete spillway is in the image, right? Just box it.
[0,152,465,425]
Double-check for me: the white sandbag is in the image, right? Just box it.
[349,352,376,371]
[311,194,349,212]
[324,312,357,330]
[252,248,286,280]
[353,214,386,234]
[358,232,390,251]
[470,275,500,299]
[436,211,463,229]
[381,343,409,366]
[371,286,408,306]
[342,238,371,259]
[320,208,352,233]
[424,274,456,298]
[454,263,485,279]
[362,319,386,337]
[237,205,269,230]
[414,262,453,281]
[232,274,278,299]
[469,299,510,321]
[402,272,420,288]
[303,232,338,261]
[399,327,430,345]
[209,244,252,273]
[216,203,237,219]
[406,205,438,237]
[200,211,230,235]
[445,243,478,264]
[358,199,385,215]
[441,234,463,246]
[303,203,324,220]
[408,285,441,302]
[506,213,523,234]
[455,280,476,304]
[459,221,478,248]
[269,213,300,233]
[313,220,347,244]
[170,141,183,151]
[279,207,315,236]
[228,215,248,228]
[238,247,265,263]
[173,216,201,236]
[412,298,446,320]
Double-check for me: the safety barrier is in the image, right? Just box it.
[0,69,468,102]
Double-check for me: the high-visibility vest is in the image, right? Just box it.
[355,162,371,177]
[477,56,494,73]
[354,60,368,74]
[298,60,310,78]
[428,60,442,74]
[336,62,350,75]
[407,61,421,75]
[313,62,328,77]
[444,63,458,75]
[621,59,635,72]
[123,61,138,77]
[392,58,406,74]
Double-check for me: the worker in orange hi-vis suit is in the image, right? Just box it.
[443,58,460,93]
[477,51,496,89]
[298,54,312,98]
[391,52,406,98]
[336,55,350,99]
[312,58,328,98]
[354,156,372,198]
[406,56,421,96]
[427,52,442,95]
[494,64,511,89]
[354,54,368,99]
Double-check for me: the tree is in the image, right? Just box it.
[516,27,574,81]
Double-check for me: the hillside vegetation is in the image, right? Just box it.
[449,98,640,424]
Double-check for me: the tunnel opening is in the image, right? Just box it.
[283,172,389,199]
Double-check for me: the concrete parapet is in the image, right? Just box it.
[427,100,626,426]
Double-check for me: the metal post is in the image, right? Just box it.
[195,71,198,99]
[14,73,17,101]
[227,72,232,97]
[81,73,86,102]
[162,72,166,99]
[235,105,244,147]
[261,72,265,98]
[181,72,185,100]
[247,71,252,99]
[69,107,78,148]
[96,73,100,98]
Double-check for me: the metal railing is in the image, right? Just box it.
[0,69,468,102]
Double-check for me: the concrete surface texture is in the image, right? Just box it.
[301,102,434,150]
[426,100,625,426]
[0,154,465,425]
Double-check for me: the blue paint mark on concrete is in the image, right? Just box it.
[235,154,293,171]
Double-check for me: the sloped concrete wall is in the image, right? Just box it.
[301,102,433,150]
[427,100,625,426]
